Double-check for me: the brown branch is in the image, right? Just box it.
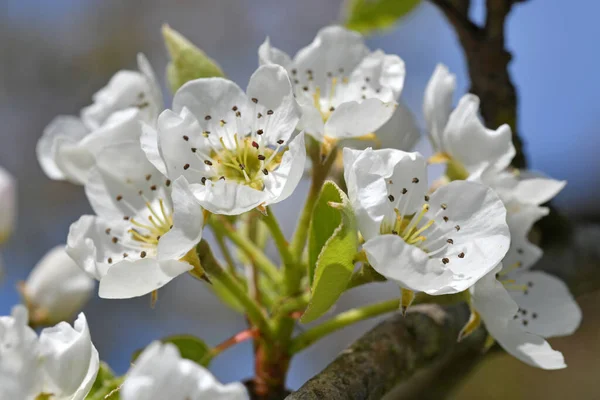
[287,223,600,400]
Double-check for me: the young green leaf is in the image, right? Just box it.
[162,24,225,92]
[131,334,213,367]
[85,362,122,400]
[344,0,421,35]
[302,181,359,323]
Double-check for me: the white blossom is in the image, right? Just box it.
[344,147,510,294]
[259,26,401,146]
[37,54,162,184]
[121,341,249,400]
[144,64,305,215]
[20,246,95,326]
[0,305,99,399]
[66,139,204,299]
[424,64,514,177]
[0,166,16,279]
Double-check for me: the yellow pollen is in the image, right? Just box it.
[129,200,173,246]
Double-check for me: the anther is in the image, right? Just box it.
[291,69,297,75]
[219,176,225,180]
[166,180,171,187]
[257,129,264,135]
[257,113,263,118]
[329,106,335,112]
[388,194,395,202]
[442,258,450,264]
[191,148,197,153]
[424,195,430,201]
[112,237,118,244]
[455,225,461,231]
[183,136,189,141]
[458,252,465,258]
[184,164,190,170]
[108,258,112,264]
[277,139,284,145]
[252,98,258,104]
[401,188,408,194]
[150,185,157,191]
[258,155,266,161]
[446,239,454,244]
[517,248,524,254]
[145,174,152,181]
[123,253,128,258]
[262,169,269,175]
[303,86,309,91]
[267,110,274,115]
[235,111,241,117]
[443,216,449,222]
[412,177,419,183]
[204,160,213,166]
[105,228,111,235]
[201,177,207,185]
[205,115,211,120]
[252,141,259,149]
[220,119,226,126]
[532,313,538,319]
[392,230,398,235]
[123,216,129,221]
[232,106,238,111]
[116,195,123,201]
[140,251,147,258]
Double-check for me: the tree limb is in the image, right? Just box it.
[287,223,600,400]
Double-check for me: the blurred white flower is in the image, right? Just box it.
[0,305,99,399]
[145,64,305,215]
[424,64,515,177]
[260,26,401,150]
[37,54,162,185]
[121,341,249,400]
[67,140,205,299]
[0,166,16,279]
[343,147,510,295]
[19,246,95,326]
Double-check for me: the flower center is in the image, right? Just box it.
[204,134,285,191]
[129,199,173,246]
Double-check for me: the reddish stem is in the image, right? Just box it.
[213,328,260,355]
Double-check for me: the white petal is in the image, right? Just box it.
[258,37,293,69]
[157,176,204,261]
[509,271,581,338]
[263,132,306,205]
[99,259,192,299]
[141,122,168,176]
[246,65,301,143]
[0,305,42,399]
[172,77,249,148]
[294,25,369,90]
[0,166,16,243]
[136,52,163,121]
[443,94,515,174]
[66,215,125,281]
[343,148,426,241]
[24,246,95,324]
[38,313,99,399]
[85,140,169,220]
[423,64,455,151]
[188,180,268,215]
[348,49,405,101]
[295,92,326,140]
[509,177,566,206]
[471,269,566,369]
[325,99,396,139]
[57,108,142,185]
[37,116,89,181]
[503,205,548,271]
[121,342,250,400]
[81,69,151,130]
[373,101,420,151]
[156,108,212,184]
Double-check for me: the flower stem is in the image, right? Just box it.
[207,327,260,363]
[262,207,295,268]
[289,144,338,261]
[210,216,280,283]
[214,229,237,275]
[289,298,400,354]
[196,240,275,339]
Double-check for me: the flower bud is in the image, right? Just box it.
[20,246,95,326]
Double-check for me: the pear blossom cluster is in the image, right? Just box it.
[0,23,583,398]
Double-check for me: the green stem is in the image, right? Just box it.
[289,145,338,260]
[197,240,275,339]
[262,207,295,268]
[273,292,310,318]
[289,298,400,354]
[214,229,237,275]
[210,217,280,283]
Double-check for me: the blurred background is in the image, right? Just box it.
[1,0,599,398]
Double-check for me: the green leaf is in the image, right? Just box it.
[131,334,213,367]
[344,0,422,35]
[302,181,359,323]
[162,24,225,92]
